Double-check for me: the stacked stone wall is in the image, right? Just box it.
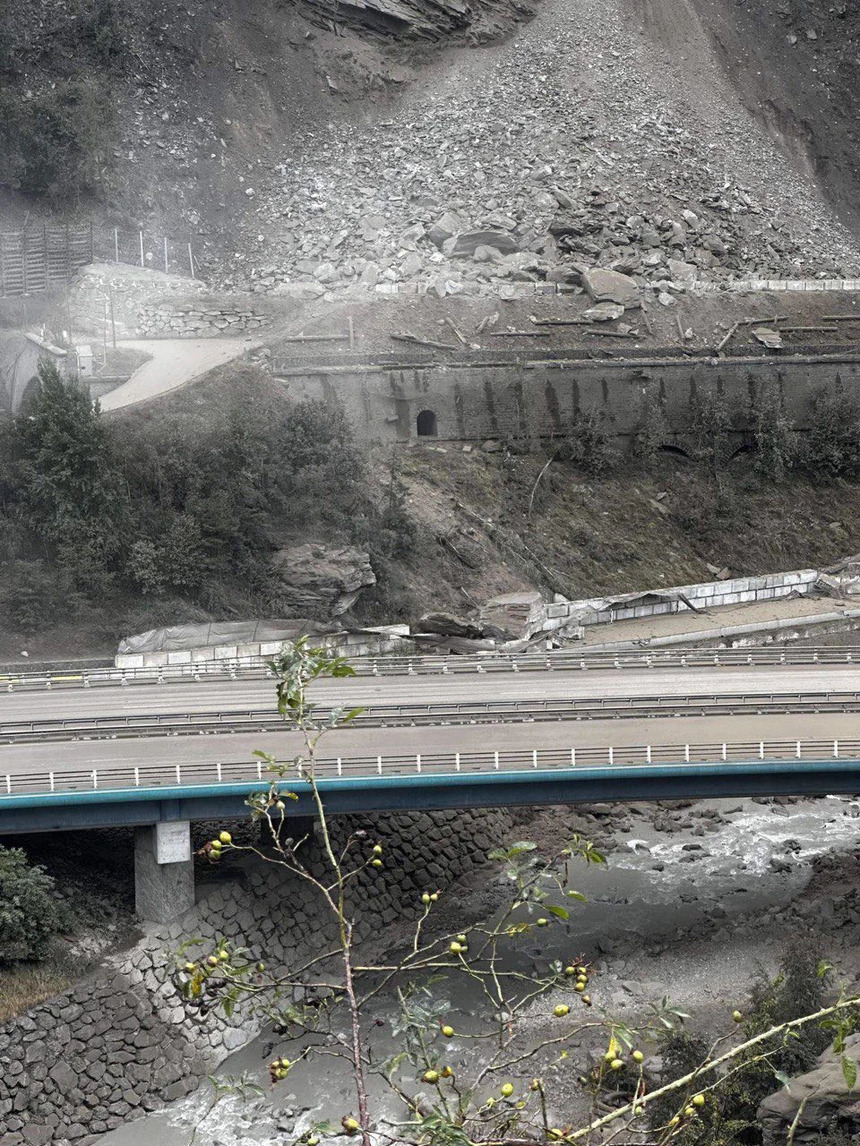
[134,304,270,338]
[0,808,513,1146]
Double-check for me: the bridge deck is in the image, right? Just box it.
[3,649,860,832]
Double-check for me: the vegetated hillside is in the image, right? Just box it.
[3,361,860,664]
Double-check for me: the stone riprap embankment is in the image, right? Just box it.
[0,808,512,1146]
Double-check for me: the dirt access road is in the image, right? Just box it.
[99,338,253,412]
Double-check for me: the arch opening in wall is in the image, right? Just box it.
[18,375,41,413]
[416,409,437,437]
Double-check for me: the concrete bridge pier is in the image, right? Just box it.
[134,821,195,923]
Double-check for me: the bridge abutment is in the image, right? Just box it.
[134,821,195,923]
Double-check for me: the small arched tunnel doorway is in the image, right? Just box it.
[416,409,437,437]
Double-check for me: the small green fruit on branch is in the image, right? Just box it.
[567,994,860,1141]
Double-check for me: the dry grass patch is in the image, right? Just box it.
[0,960,76,1022]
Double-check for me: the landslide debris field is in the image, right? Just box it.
[225,0,860,297]
[2,0,859,296]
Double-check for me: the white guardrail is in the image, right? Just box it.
[3,646,860,692]
[3,738,860,801]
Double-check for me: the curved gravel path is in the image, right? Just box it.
[99,338,253,411]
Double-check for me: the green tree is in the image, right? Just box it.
[749,378,799,482]
[633,381,670,464]
[11,359,125,597]
[0,845,64,962]
[0,560,80,632]
[0,78,112,200]
[558,406,616,475]
[688,380,733,481]
[806,379,860,481]
[15,359,117,530]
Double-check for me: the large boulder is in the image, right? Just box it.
[667,257,698,284]
[582,302,625,322]
[415,612,485,639]
[548,211,586,238]
[427,211,464,248]
[581,267,640,308]
[478,591,547,640]
[271,544,375,616]
[445,230,520,258]
[759,1034,860,1144]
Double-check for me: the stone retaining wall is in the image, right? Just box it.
[134,303,270,338]
[276,351,860,444]
[271,278,860,300]
[0,808,513,1146]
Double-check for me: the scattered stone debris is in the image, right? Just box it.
[211,0,860,298]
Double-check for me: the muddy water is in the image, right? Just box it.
[100,795,860,1146]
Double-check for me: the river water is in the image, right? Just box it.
[100,795,860,1146]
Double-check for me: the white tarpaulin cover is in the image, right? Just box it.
[117,619,332,655]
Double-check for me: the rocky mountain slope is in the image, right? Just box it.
[691,0,860,231]
[1,0,858,292]
[218,0,860,297]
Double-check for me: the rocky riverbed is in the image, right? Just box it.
[98,792,860,1145]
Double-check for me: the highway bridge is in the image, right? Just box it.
[3,645,860,920]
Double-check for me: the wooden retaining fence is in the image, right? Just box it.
[0,225,198,296]
[0,225,94,296]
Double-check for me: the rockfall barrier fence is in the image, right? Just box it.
[0,225,198,296]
